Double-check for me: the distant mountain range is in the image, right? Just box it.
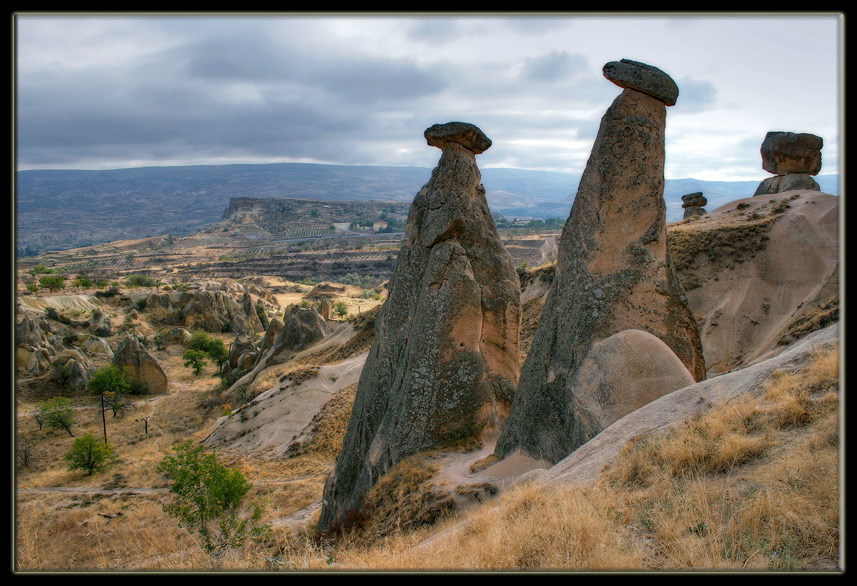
[14,162,839,255]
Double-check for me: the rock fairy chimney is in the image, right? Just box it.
[681,192,708,219]
[753,131,824,196]
[317,122,522,533]
[495,59,706,465]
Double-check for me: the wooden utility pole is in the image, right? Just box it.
[100,394,108,443]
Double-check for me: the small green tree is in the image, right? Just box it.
[158,441,269,553]
[39,274,65,292]
[64,433,115,476]
[72,275,93,290]
[38,397,75,436]
[87,365,130,395]
[188,330,213,351]
[205,338,229,376]
[183,349,207,376]
[333,301,348,319]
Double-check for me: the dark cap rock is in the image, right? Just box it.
[425,121,492,154]
[681,192,707,208]
[603,59,679,106]
[761,131,823,176]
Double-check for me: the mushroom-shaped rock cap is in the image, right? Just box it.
[425,121,492,154]
[681,192,707,208]
[603,59,679,106]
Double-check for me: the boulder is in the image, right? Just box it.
[222,333,258,379]
[26,346,53,376]
[275,306,328,354]
[165,327,193,346]
[16,315,47,348]
[89,308,113,337]
[753,173,821,196]
[80,335,114,358]
[50,348,94,393]
[681,192,707,219]
[602,58,679,106]
[558,329,695,437]
[761,131,823,176]
[111,336,169,394]
[495,62,704,466]
[318,121,521,533]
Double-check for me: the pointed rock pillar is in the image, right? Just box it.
[317,121,521,533]
[495,60,705,465]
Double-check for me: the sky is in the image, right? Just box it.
[13,12,843,182]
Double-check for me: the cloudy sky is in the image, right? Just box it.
[14,12,843,181]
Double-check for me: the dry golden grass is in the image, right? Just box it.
[15,307,840,572]
[300,344,840,571]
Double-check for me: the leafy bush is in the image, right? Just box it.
[38,397,75,437]
[158,440,269,553]
[125,274,156,288]
[94,286,121,298]
[64,433,115,476]
[87,365,130,395]
[183,349,207,376]
[39,274,65,292]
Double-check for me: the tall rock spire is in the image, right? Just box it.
[317,122,521,533]
[495,60,705,465]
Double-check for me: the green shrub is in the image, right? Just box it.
[38,397,75,437]
[183,349,207,376]
[64,433,115,476]
[87,365,130,395]
[158,440,269,553]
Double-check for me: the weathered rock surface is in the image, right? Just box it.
[754,173,821,196]
[222,333,257,380]
[276,306,328,354]
[317,122,521,533]
[681,192,707,219]
[49,348,94,393]
[16,315,48,348]
[224,307,328,393]
[754,131,824,196]
[89,308,113,337]
[111,336,169,394]
[761,131,823,175]
[602,58,679,106]
[495,63,704,466]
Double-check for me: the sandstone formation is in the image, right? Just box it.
[670,191,839,374]
[276,306,328,353]
[224,306,328,392]
[143,280,267,334]
[754,131,823,196]
[681,192,707,219]
[495,60,705,466]
[222,334,258,380]
[49,348,94,393]
[111,336,169,394]
[89,308,113,337]
[16,315,48,348]
[317,121,521,533]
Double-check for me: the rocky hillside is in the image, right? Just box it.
[15,161,839,255]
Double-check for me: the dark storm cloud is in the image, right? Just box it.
[15,20,449,169]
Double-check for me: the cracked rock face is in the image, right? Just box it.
[753,131,824,196]
[317,122,521,533]
[495,64,705,465]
